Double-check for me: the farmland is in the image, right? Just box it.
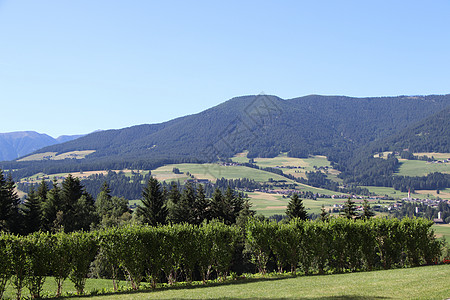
[396,159,450,177]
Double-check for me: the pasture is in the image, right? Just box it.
[396,159,450,177]
[18,150,96,162]
[152,163,300,184]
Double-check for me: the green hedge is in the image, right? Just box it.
[0,218,443,299]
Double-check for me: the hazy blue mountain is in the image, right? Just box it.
[0,131,84,161]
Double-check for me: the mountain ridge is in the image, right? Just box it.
[0,131,85,161]
[2,94,450,179]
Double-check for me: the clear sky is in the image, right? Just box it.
[1,1,449,138]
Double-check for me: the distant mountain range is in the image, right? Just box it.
[0,131,84,161]
[2,94,450,179]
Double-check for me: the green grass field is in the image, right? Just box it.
[396,159,450,177]
[152,163,299,183]
[52,265,450,300]
[434,224,450,241]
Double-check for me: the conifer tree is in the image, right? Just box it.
[286,193,308,220]
[137,177,167,226]
[36,179,49,203]
[41,179,62,232]
[342,197,358,219]
[22,186,42,234]
[95,182,112,217]
[193,184,210,224]
[320,204,329,222]
[361,199,375,219]
[210,188,225,222]
[0,170,21,233]
[166,182,182,223]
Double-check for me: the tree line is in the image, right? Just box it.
[1,169,255,235]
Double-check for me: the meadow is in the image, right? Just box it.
[396,159,450,177]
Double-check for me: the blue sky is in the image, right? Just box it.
[1,1,449,137]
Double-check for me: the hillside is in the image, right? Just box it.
[0,131,84,162]
[2,94,450,178]
[382,106,450,153]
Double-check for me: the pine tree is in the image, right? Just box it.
[0,170,21,233]
[210,188,225,221]
[22,186,42,234]
[319,204,329,222]
[95,182,112,217]
[41,179,62,232]
[286,193,308,220]
[236,198,256,227]
[342,197,358,219]
[59,175,97,232]
[36,179,49,203]
[193,184,210,224]
[166,183,182,223]
[361,199,375,219]
[137,177,167,226]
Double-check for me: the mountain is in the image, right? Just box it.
[381,107,450,153]
[0,131,84,162]
[3,94,450,178]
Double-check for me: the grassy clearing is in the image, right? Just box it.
[230,151,250,163]
[247,192,358,217]
[434,224,450,241]
[414,152,450,160]
[396,159,450,177]
[360,186,447,200]
[18,150,96,162]
[415,188,450,199]
[64,265,450,300]
[158,163,300,184]
[19,170,150,184]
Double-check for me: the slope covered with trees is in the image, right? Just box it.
[3,94,450,180]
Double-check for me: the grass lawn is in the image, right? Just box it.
[396,159,450,177]
[434,224,450,241]
[63,265,450,300]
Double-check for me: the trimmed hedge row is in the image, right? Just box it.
[246,217,441,275]
[0,218,442,299]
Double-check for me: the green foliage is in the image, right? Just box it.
[68,232,99,295]
[24,232,52,299]
[52,231,74,297]
[0,234,13,299]
[245,218,277,274]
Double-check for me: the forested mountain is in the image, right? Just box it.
[0,131,84,162]
[380,107,450,153]
[2,94,450,180]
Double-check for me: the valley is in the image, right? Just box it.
[15,151,449,220]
